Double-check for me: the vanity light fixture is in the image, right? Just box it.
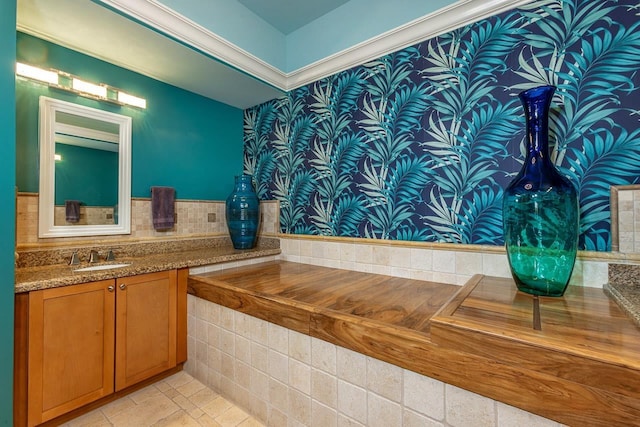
[117,91,147,109]
[16,62,59,85]
[15,62,147,109]
[54,154,62,161]
[72,77,107,98]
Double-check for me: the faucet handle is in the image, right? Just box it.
[89,250,100,263]
[69,251,80,265]
[105,249,116,261]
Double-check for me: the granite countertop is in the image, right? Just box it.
[604,263,640,328]
[15,237,280,293]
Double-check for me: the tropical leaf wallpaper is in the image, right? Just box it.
[243,0,640,251]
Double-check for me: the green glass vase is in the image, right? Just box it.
[502,85,579,297]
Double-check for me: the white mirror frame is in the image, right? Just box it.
[38,96,132,237]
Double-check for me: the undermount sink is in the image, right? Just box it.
[74,263,131,272]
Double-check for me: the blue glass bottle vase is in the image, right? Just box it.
[226,174,260,249]
[502,85,579,297]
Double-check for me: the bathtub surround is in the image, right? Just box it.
[185,262,640,426]
[185,293,563,427]
[277,234,612,289]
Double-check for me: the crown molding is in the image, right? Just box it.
[285,0,533,90]
[99,0,532,94]
[97,0,288,90]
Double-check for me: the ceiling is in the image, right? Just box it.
[236,0,350,34]
[15,0,521,109]
[16,0,285,109]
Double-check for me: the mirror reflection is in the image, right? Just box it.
[53,111,120,226]
[39,96,131,238]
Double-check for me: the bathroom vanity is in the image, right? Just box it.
[13,237,280,426]
[14,269,186,426]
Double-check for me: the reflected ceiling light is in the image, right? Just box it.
[16,62,59,85]
[15,62,147,109]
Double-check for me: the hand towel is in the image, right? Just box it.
[65,200,81,223]
[151,186,175,230]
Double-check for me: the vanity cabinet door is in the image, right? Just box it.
[115,270,177,391]
[27,279,116,426]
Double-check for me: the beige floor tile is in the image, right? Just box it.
[237,417,264,427]
[177,378,207,398]
[152,409,201,427]
[164,387,182,399]
[59,372,262,427]
[195,413,223,427]
[60,408,112,427]
[166,372,195,388]
[189,407,205,419]
[173,394,198,412]
[189,387,219,408]
[214,406,250,427]
[155,380,173,393]
[201,396,233,419]
[108,395,180,426]
[99,396,137,419]
[128,384,165,404]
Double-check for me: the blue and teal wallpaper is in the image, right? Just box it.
[244,0,640,251]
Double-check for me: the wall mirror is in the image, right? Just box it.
[38,96,131,237]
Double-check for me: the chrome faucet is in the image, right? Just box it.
[105,249,116,261]
[88,250,100,263]
[68,250,80,265]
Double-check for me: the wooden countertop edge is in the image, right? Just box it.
[187,265,640,427]
[431,276,640,372]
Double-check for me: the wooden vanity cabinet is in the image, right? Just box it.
[25,279,116,425]
[15,269,186,427]
[114,271,176,391]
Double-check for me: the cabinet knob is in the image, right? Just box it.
[120,283,127,290]
[107,285,115,292]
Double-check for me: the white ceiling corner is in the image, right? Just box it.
[236,0,351,34]
[99,0,533,92]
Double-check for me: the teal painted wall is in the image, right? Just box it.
[54,144,118,206]
[1,2,16,425]
[16,32,244,200]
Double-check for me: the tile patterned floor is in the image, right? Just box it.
[60,371,264,427]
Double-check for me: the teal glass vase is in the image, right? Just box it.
[502,85,579,297]
[226,174,260,249]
